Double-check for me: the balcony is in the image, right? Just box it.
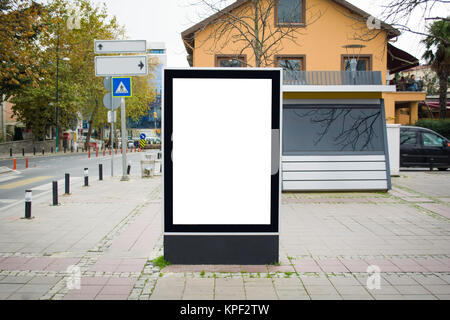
[283,71,382,86]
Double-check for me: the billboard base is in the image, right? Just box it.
[164,235,279,265]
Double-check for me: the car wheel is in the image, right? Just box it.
[438,168,448,171]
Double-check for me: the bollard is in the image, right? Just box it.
[99,164,103,181]
[52,181,58,206]
[25,190,32,219]
[22,148,25,157]
[127,163,131,175]
[84,168,89,186]
[42,148,45,155]
[109,148,111,156]
[96,148,98,158]
[51,147,53,153]
[65,173,70,194]
[10,148,12,157]
[103,149,105,157]
[13,158,16,171]
[88,149,91,159]
[26,158,28,169]
[33,147,36,156]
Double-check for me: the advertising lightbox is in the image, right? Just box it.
[163,69,281,264]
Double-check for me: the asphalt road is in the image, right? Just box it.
[0,152,146,211]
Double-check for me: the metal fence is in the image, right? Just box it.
[283,71,383,86]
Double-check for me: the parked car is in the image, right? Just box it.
[400,126,450,170]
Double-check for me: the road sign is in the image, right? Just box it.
[103,93,121,110]
[140,133,146,140]
[95,56,148,77]
[139,139,146,148]
[94,40,147,54]
[112,77,132,97]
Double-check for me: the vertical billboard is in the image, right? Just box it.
[163,69,281,264]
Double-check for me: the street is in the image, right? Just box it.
[0,152,144,211]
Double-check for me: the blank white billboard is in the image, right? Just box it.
[172,78,272,225]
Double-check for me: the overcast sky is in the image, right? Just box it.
[90,0,449,67]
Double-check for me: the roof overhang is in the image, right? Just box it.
[283,85,396,92]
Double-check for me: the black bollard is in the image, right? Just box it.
[127,164,131,175]
[51,147,53,153]
[22,148,25,157]
[10,148,12,157]
[25,190,32,219]
[65,173,70,194]
[52,181,58,206]
[84,168,89,187]
[33,147,36,156]
[99,164,103,181]
[42,148,45,155]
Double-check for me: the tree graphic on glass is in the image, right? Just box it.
[283,107,384,153]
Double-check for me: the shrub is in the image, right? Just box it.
[415,119,450,139]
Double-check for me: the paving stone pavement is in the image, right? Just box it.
[0,170,449,300]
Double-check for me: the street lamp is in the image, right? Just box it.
[55,56,70,152]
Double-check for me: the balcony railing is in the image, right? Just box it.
[283,71,383,86]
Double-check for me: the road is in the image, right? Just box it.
[0,152,146,211]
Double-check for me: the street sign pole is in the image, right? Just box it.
[120,97,128,181]
[111,89,114,177]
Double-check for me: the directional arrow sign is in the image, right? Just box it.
[95,56,148,77]
[94,40,147,54]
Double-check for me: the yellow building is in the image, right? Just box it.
[181,0,425,125]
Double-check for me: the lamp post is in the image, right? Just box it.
[55,54,70,153]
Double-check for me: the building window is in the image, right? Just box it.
[342,55,372,71]
[275,0,305,25]
[275,56,305,81]
[215,55,246,67]
[283,106,384,154]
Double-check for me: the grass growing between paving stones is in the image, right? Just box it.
[151,255,171,270]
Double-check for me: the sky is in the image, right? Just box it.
[90,0,450,67]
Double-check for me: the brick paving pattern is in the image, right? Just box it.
[0,170,449,300]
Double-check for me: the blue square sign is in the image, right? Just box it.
[112,77,132,97]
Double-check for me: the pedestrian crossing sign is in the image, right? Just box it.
[112,77,132,97]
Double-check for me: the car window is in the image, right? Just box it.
[400,131,417,146]
[422,132,444,147]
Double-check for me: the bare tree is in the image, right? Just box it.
[381,0,450,42]
[185,0,322,67]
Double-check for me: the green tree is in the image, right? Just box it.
[422,17,450,119]
[0,0,46,99]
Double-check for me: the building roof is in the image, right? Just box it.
[181,0,401,63]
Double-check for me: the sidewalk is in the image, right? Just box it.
[0,170,449,300]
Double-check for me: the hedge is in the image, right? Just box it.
[415,119,450,139]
